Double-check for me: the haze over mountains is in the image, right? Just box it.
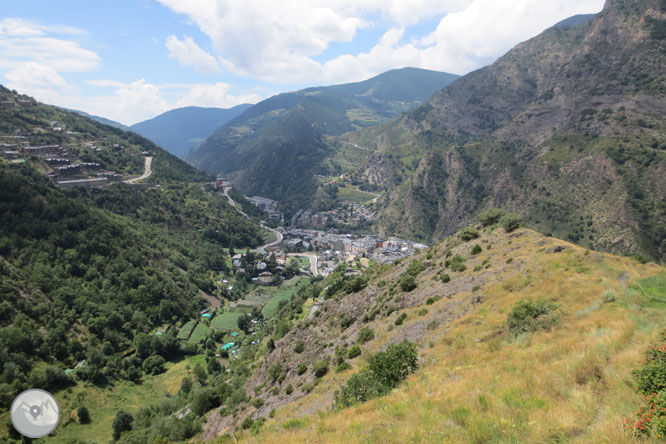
[130,105,252,159]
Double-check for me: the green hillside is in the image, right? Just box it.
[0,89,266,422]
[186,68,459,209]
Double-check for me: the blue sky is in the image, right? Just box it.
[0,0,605,125]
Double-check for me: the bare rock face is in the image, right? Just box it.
[368,0,666,261]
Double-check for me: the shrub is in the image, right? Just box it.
[602,289,617,303]
[347,345,361,359]
[459,226,480,242]
[241,417,254,430]
[267,363,284,383]
[471,245,482,255]
[77,406,90,424]
[285,384,293,395]
[477,208,507,226]
[500,213,523,233]
[142,355,166,375]
[426,297,435,305]
[344,275,368,294]
[112,410,133,440]
[394,313,407,326]
[506,299,559,335]
[312,360,329,378]
[336,362,351,373]
[296,363,307,375]
[405,260,426,277]
[418,308,428,316]
[334,341,418,408]
[400,275,417,292]
[252,398,265,409]
[450,255,467,272]
[426,320,439,331]
[628,331,666,438]
[441,273,451,283]
[293,340,305,353]
[357,327,375,344]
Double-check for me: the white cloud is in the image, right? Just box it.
[65,80,260,125]
[157,0,605,83]
[175,82,261,108]
[5,62,68,103]
[0,18,100,75]
[165,35,222,74]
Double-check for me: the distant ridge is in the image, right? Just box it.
[130,104,252,159]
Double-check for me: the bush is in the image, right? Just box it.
[241,417,254,430]
[297,363,307,375]
[252,398,265,409]
[267,363,284,383]
[471,245,482,255]
[506,299,559,335]
[400,275,417,292]
[450,255,467,273]
[459,226,480,242]
[347,345,361,359]
[418,308,428,316]
[357,327,374,344]
[285,384,293,395]
[602,289,617,303]
[500,213,523,233]
[336,362,352,373]
[293,340,305,354]
[441,273,451,283]
[394,313,407,326]
[77,406,90,424]
[405,260,426,277]
[112,410,133,440]
[477,208,507,226]
[142,355,166,375]
[628,331,666,438]
[312,360,329,378]
[334,341,418,408]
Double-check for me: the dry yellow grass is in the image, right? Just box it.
[219,229,665,444]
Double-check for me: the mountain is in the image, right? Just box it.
[186,68,459,208]
[68,109,129,130]
[0,86,264,411]
[106,223,666,443]
[355,0,666,261]
[130,105,252,159]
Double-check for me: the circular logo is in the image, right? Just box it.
[10,389,60,438]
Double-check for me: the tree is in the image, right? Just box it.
[206,357,221,374]
[112,410,133,440]
[500,213,523,233]
[142,355,166,375]
[237,313,251,333]
[179,376,192,394]
[77,406,91,424]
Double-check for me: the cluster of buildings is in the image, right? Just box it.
[290,203,374,228]
[280,228,427,272]
[0,128,133,188]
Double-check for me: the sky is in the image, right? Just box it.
[0,0,605,126]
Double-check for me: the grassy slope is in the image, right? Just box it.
[227,228,665,444]
[0,354,206,443]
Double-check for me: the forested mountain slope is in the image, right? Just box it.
[355,0,665,261]
[185,68,459,209]
[0,89,265,412]
[130,105,252,159]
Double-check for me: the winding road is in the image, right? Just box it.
[222,186,284,254]
[287,252,319,277]
[124,156,152,183]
